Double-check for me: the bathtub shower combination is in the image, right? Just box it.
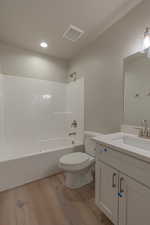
[0,74,84,191]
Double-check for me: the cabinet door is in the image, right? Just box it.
[95,161,118,224]
[119,174,150,225]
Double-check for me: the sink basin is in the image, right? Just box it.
[113,135,150,151]
[93,132,150,163]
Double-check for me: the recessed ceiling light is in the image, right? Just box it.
[40,42,48,48]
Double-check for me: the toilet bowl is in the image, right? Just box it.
[59,152,94,188]
[59,131,103,189]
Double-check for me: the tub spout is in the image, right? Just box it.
[68,132,76,136]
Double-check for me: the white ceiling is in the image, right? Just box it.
[0,0,142,59]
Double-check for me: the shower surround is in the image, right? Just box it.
[0,74,84,191]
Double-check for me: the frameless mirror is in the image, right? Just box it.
[124,48,150,126]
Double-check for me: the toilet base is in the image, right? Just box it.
[64,166,93,189]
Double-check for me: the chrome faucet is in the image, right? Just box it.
[143,120,148,136]
[136,120,150,138]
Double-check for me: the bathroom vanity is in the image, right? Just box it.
[93,132,150,225]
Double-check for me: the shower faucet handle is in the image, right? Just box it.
[71,120,78,128]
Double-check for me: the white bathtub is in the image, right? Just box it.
[0,138,83,192]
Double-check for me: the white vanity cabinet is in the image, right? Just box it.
[95,144,150,225]
[95,161,118,224]
[118,174,150,225]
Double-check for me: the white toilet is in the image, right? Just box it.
[59,131,103,189]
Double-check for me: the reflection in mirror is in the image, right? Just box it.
[124,48,150,126]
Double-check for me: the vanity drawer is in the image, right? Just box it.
[96,144,150,188]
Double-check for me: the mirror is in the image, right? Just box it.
[124,49,150,126]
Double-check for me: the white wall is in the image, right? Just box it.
[0,74,68,157]
[1,0,149,135]
[66,78,84,143]
[69,0,150,134]
[0,42,68,82]
[0,74,84,157]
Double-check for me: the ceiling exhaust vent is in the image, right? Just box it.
[63,25,84,42]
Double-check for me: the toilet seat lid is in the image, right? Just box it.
[60,152,90,165]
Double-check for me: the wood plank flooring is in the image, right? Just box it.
[0,173,113,225]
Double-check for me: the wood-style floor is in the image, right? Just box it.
[0,173,113,225]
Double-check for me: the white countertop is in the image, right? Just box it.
[92,132,150,163]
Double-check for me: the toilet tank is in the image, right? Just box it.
[84,131,104,156]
